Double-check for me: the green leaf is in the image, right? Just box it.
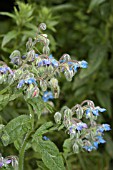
[9,92,22,101]
[0,12,16,19]
[79,45,107,79]
[37,161,49,170]
[28,97,54,119]
[33,138,65,170]
[2,30,18,47]
[98,79,113,91]
[25,23,38,31]
[63,138,72,153]
[1,115,32,146]
[32,122,53,140]
[88,0,106,13]
[0,94,10,111]
[0,93,22,111]
[96,91,112,117]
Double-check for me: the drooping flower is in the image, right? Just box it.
[83,145,96,152]
[25,78,36,85]
[42,91,54,102]
[102,124,111,131]
[76,122,88,131]
[17,79,25,88]
[79,60,88,68]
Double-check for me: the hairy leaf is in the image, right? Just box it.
[2,30,18,47]
[1,115,32,145]
[32,122,53,140]
[33,138,65,170]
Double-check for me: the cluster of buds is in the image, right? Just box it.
[0,23,88,101]
[54,100,111,153]
[0,153,18,168]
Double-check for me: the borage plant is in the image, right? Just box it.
[0,23,111,170]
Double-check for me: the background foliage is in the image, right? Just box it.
[0,0,113,169]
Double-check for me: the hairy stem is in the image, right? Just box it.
[18,132,30,170]
[18,103,34,170]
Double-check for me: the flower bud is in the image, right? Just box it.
[73,142,79,153]
[43,45,50,55]
[76,107,84,119]
[26,38,33,51]
[40,23,46,30]
[49,78,58,88]
[54,112,62,124]
[64,70,73,81]
[64,109,72,119]
[47,65,54,73]
[41,34,48,38]
[46,39,50,46]
[11,157,18,168]
[40,80,47,91]
[27,50,35,62]
[32,87,39,98]
[9,50,21,59]
[63,54,71,61]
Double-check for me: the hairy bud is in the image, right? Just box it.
[54,112,62,124]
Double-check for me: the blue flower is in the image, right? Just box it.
[73,64,79,72]
[35,54,39,58]
[25,78,36,85]
[17,79,25,88]
[95,107,106,113]
[93,141,98,149]
[0,67,8,74]
[76,122,88,131]
[97,126,104,133]
[0,162,3,168]
[59,59,65,63]
[51,59,59,67]
[69,126,76,135]
[86,109,91,117]
[42,91,54,102]
[92,109,99,116]
[43,136,50,140]
[102,124,111,131]
[43,59,51,66]
[38,61,43,67]
[0,158,11,168]
[80,60,88,68]
[96,136,106,144]
[83,145,96,152]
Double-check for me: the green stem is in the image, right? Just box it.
[18,132,30,170]
[18,103,34,170]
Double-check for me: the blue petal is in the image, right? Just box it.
[92,109,99,116]
[49,54,53,59]
[99,108,106,112]
[51,59,59,67]
[35,54,39,58]
[93,141,98,149]
[102,124,111,131]
[80,60,88,68]
[43,136,50,140]
[17,80,25,88]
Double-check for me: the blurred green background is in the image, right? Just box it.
[0,0,113,169]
